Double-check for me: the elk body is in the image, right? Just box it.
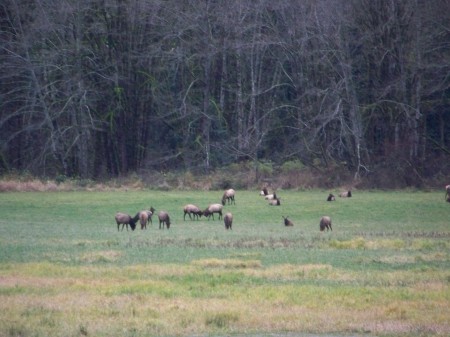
[183,204,203,220]
[268,197,281,206]
[158,211,171,229]
[222,189,236,205]
[115,212,138,231]
[319,216,332,231]
[136,207,155,229]
[203,203,223,220]
[282,216,294,227]
[224,212,233,230]
[339,190,352,198]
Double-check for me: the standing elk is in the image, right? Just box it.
[222,188,236,205]
[445,185,450,202]
[319,216,332,231]
[115,212,138,231]
[137,206,155,229]
[203,203,223,220]
[183,204,203,220]
[224,212,233,230]
[158,211,171,229]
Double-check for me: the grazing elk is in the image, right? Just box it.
[222,188,236,205]
[115,212,138,231]
[137,211,149,230]
[158,211,171,229]
[319,216,332,231]
[203,203,223,220]
[183,204,203,220]
[136,206,155,229]
[224,212,233,230]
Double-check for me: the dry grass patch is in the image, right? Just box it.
[191,258,262,269]
[79,250,122,263]
[1,262,449,336]
[242,264,333,281]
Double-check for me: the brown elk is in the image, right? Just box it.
[115,212,138,231]
[183,204,203,220]
[222,189,236,205]
[224,212,233,230]
[282,216,294,227]
[319,216,332,231]
[203,203,223,220]
[158,211,171,229]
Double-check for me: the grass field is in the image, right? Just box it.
[0,189,449,337]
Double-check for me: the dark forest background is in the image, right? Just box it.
[1,0,449,188]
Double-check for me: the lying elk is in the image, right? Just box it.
[282,216,294,227]
[339,190,352,198]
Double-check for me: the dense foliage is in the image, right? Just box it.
[1,0,449,185]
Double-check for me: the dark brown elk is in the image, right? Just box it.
[115,212,138,231]
[260,187,269,196]
[222,189,236,205]
[282,216,293,227]
[224,212,233,230]
[319,216,332,231]
[183,204,203,220]
[327,193,336,201]
[203,203,223,220]
[158,211,171,229]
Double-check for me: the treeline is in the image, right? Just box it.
[1,0,449,186]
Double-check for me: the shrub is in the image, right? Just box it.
[256,160,273,177]
[281,159,305,173]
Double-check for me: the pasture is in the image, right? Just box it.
[0,189,449,337]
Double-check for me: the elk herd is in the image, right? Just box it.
[116,184,448,232]
[114,184,378,233]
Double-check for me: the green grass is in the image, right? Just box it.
[0,190,449,336]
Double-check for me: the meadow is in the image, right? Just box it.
[0,189,449,337]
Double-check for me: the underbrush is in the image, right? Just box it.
[2,159,448,192]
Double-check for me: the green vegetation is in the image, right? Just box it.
[0,190,449,336]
